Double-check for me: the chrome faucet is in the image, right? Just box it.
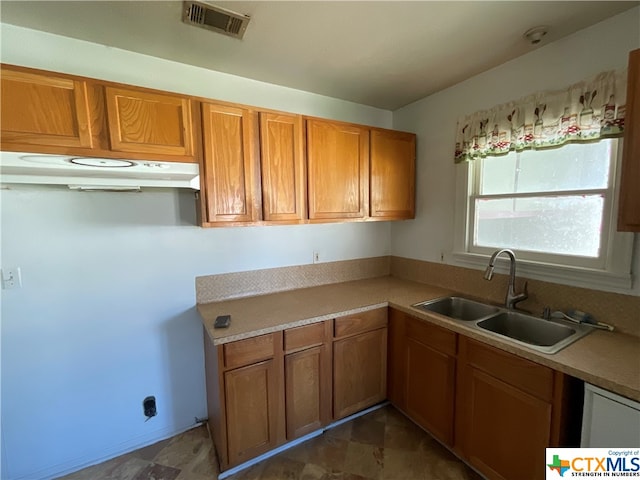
[483,249,528,309]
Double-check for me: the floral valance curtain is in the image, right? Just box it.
[454,70,627,163]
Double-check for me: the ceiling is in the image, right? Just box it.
[1,1,637,110]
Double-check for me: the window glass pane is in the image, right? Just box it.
[480,140,612,195]
[474,195,604,257]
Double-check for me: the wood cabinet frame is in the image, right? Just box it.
[388,308,581,480]
[332,308,388,420]
[200,102,262,225]
[306,118,370,221]
[618,48,640,231]
[0,63,199,163]
[370,128,416,219]
[1,63,416,227]
[259,112,307,223]
[1,66,94,150]
[454,336,581,479]
[284,321,332,439]
[204,311,388,472]
[104,86,194,158]
[204,330,285,471]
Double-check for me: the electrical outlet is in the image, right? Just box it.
[2,267,22,289]
[313,252,320,264]
[143,396,157,420]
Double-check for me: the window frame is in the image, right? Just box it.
[453,139,634,292]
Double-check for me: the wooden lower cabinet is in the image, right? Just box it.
[388,309,456,446]
[404,322,456,446]
[204,321,334,472]
[333,309,388,420]
[284,322,332,439]
[455,336,579,480]
[205,307,580,476]
[388,308,580,480]
[225,359,280,465]
[204,331,285,471]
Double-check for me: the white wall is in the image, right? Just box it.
[391,7,640,295]
[0,26,392,480]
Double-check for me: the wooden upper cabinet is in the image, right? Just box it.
[259,112,307,222]
[307,119,369,220]
[201,102,260,224]
[104,86,194,158]
[1,66,93,149]
[618,48,640,231]
[370,129,416,219]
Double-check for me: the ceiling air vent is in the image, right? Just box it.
[182,1,250,39]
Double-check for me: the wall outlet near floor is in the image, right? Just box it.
[313,251,320,264]
[143,396,157,420]
[2,267,22,289]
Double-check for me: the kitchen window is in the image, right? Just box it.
[451,69,634,292]
[453,139,634,291]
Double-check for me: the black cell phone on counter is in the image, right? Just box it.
[214,315,231,329]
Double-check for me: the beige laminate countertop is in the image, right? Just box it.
[198,275,640,403]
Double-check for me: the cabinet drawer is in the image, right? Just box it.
[406,315,457,356]
[223,333,275,369]
[334,308,388,338]
[464,338,554,402]
[284,322,325,353]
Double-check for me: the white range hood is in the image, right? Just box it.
[0,152,200,191]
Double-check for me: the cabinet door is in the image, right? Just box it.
[260,112,306,222]
[618,48,640,231]
[458,367,551,480]
[1,67,93,149]
[307,119,369,220]
[405,337,456,446]
[105,86,194,158]
[285,345,331,439]
[201,103,260,223]
[370,129,416,219]
[224,359,279,465]
[456,337,554,480]
[333,327,387,419]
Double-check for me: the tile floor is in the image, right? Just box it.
[56,405,482,480]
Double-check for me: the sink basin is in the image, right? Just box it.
[412,296,594,354]
[477,311,593,354]
[412,296,501,321]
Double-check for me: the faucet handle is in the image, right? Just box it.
[510,281,529,309]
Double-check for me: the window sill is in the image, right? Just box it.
[451,251,633,294]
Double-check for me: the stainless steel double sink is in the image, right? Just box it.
[412,296,594,354]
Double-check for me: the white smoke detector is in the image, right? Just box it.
[523,26,549,45]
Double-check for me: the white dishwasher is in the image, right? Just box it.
[581,383,640,447]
